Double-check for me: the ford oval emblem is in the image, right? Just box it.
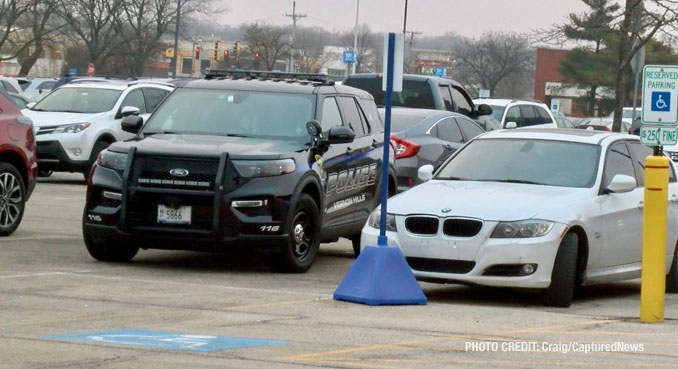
[441,208,451,213]
[169,168,189,177]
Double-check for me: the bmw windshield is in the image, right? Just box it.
[436,138,601,188]
[32,87,122,113]
[143,88,316,143]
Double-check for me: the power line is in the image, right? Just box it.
[284,1,307,72]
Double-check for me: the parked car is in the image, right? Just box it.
[0,89,37,236]
[23,80,173,178]
[8,92,30,109]
[609,107,641,125]
[552,111,576,128]
[472,98,558,129]
[343,73,494,128]
[82,70,396,270]
[576,117,632,133]
[360,129,678,307]
[0,76,22,94]
[380,108,485,191]
[16,77,58,103]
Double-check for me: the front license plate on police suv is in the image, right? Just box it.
[157,205,192,224]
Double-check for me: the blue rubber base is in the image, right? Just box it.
[333,245,427,306]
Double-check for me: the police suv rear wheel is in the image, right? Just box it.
[268,194,320,273]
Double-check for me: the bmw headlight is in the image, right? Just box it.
[233,159,296,178]
[491,220,554,238]
[96,149,128,171]
[53,122,91,134]
[368,208,397,231]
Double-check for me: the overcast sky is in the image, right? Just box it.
[218,0,591,37]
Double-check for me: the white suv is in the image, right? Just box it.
[23,80,173,178]
[472,98,558,129]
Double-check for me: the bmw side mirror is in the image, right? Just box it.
[505,121,518,129]
[121,115,143,134]
[327,125,355,144]
[418,164,434,182]
[605,174,636,194]
[477,104,492,116]
[118,106,141,119]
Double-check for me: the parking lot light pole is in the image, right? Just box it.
[172,0,181,79]
[640,154,669,323]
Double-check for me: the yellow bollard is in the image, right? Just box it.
[640,155,669,323]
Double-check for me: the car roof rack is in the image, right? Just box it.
[204,69,335,86]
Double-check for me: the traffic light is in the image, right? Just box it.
[195,46,201,60]
[223,50,230,59]
[234,41,240,59]
[253,52,260,60]
[214,41,219,60]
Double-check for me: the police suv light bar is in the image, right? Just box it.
[204,69,330,83]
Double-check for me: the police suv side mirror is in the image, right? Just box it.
[476,104,492,116]
[121,115,144,134]
[327,126,355,144]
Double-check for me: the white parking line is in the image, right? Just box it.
[3,235,80,241]
[0,270,92,279]
[63,273,333,298]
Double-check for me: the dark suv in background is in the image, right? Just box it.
[0,89,37,236]
[82,70,396,272]
[343,73,495,128]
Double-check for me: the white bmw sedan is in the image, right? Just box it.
[361,129,678,307]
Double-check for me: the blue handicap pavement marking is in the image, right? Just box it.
[43,329,287,352]
[652,91,671,112]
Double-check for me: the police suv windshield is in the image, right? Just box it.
[144,88,316,142]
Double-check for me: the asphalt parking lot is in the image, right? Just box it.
[2,173,678,368]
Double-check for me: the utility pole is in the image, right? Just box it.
[405,30,421,73]
[402,0,408,34]
[171,0,181,78]
[284,1,306,72]
[351,0,360,75]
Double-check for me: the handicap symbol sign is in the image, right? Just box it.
[652,91,671,112]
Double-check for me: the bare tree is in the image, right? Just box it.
[454,32,533,97]
[0,0,35,61]
[610,0,678,132]
[13,0,63,75]
[341,23,377,73]
[243,22,289,71]
[294,26,330,73]
[57,0,127,72]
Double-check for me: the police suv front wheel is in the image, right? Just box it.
[267,194,320,273]
[84,233,139,262]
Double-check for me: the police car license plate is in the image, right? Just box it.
[157,205,191,224]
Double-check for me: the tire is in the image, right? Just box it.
[351,233,361,258]
[85,140,111,179]
[0,163,26,237]
[82,209,138,262]
[543,232,579,307]
[666,242,678,293]
[267,194,320,273]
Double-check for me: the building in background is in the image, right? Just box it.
[409,49,454,77]
[533,48,614,118]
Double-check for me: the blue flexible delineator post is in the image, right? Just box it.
[378,33,396,247]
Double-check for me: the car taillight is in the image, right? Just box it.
[391,136,420,159]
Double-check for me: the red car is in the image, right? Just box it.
[0,89,37,236]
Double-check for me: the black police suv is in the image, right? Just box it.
[82,70,396,273]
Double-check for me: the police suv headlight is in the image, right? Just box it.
[53,122,91,134]
[96,149,128,171]
[233,159,296,177]
[491,220,554,238]
[368,208,397,231]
